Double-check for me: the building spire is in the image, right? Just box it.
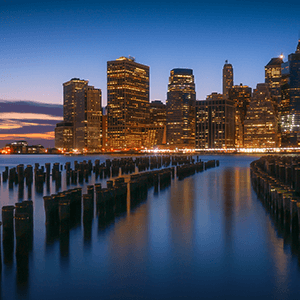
[296,39,300,54]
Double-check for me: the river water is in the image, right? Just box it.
[0,154,300,300]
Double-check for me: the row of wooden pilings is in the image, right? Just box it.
[0,156,218,285]
[176,160,219,180]
[0,201,34,284]
[250,156,300,233]
[0,155,199,193]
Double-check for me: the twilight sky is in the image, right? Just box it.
[1,0,300,107]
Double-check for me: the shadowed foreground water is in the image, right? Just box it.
[1,154,300,300]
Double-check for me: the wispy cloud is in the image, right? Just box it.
[0,101,63,148]
[0,120,56,130]
[0,131,55,141]
[0,112,63,121]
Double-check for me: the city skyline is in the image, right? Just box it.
[0,0,299,106]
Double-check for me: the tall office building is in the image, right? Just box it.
[244,83,278,148]
[62,78,88,148]
[195,93,235,149]
[223,61,233,99]
[265,56,283,145]
[166,68,196,147]
[107,56,150,149]
[63,78,89,123]
[265,56,283,105]
[229,84,252,147]
[280,40,300,146]
[55,78,102,151]
[150,100,167,145]
[75,85,102,151]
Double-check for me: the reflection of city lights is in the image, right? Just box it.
[141,147,300,154]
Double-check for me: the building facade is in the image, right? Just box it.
[166,68,196,147]
[244,83,279,148]
[55,78,102,151]
[54,122,73,150]
[150,100,167,145]
[75,86,102,151]
[265,56,283,105]
[107,56,150,149]
[63,78,89,124]
[228,84,252,147]
[223,60,233,99]
[195,93,235,149]
[280,40,300,146]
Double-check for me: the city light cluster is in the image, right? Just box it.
[7,40,300,155]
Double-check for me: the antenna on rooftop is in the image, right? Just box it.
[128,55,135,62]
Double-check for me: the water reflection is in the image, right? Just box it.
[222,168,235,249]
[59,221,70,269]
[1,155,300,299]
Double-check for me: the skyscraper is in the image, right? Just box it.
[265,56,283,105]
[223,60,233,99]
[55,78,102,151]
[228,84,252,147]
[107,56,150,149]
[62,78,88,148]
[75,85,102,151]
[63,78,89,123]
[280,40,300,146]
[244,83,278,148]
[166,68,196,147]
[195,93,235,149]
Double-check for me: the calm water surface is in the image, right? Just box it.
[1,154,300,300]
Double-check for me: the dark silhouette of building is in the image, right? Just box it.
[244,83,279,148]
[280,40,300,146]
[107,56,150,149]
[150,100,166,145]
[223,61,233,99]
[150,100,166,126]
[228,84,252,147]
[166,68,196,147]
[195,93,235,148]
[6,141,45,154]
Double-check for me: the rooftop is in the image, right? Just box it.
[265,57,284,67]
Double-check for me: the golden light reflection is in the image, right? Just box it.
[266,219,288,290]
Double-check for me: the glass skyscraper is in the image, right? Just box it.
[166,68,196,147]
[280,40,300,146]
